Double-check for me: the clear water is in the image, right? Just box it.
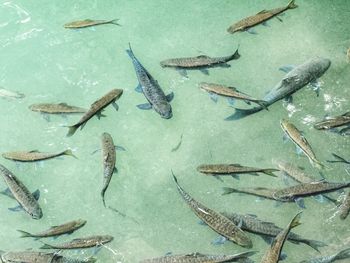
[0,0,349,262]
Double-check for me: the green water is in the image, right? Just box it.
[0,0,349,262]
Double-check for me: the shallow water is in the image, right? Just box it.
[0,0,349,262]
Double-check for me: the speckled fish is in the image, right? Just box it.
[281,119,324,168]
[225,57,331,120]
[314,112,350,130]
[140,251,256,263]
[222,186,277,200]
[300,248,350,263]
[227,0,298,34]
[17,219,86,238]
[272,180,350,202]
[0,164,42,219]
[222,212,326,252]
[64,18,120,28]
[199,82,268,108]
[0,88,24,99]
[66,89,123,137]
[126,44,173,119]
[40,235,113,249]
[172,173,252,248]
[101,132,117,207]
[29,103,86,114]
[339,192,350,220]
[2,149,77,162]
[260,212,302,263]
[197,164,278,178]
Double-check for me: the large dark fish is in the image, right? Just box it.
[299,248,350,263]
[172,173,252,248]
[29,103,86,114]
[17,219,86,238]
[126,44,173,119]
[227,0,298,34]
[140,251,256,263]
[40,235,113,249]
[101,132,117,207]
[197,164,278,177]
[313,111,350,130]
[2,149,77,162]
[66,89,123,137]
[225,57,331,120]
[0,164,42,219]
[339,192,350,220]
[222,186,277,200]
[260,212,302,263]
[222,212,326,252]
[64,19,120,28]
[281,119,324,168]
[199,82,268,108]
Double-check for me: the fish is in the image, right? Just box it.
[0,251,97,263]
[327,153,350,164]
[272,180,350,202]
[222,186,277,200]
[313,111,350,130]
[299,248,350,263]
[260,212,302,263]
[160,49,240,76]
[2,149,77,162]
[29,103,86,114]
[64,19,120,28]
[172,172,252,248]
[227,0,298,34]
[0,164,42,219]
[225,57,331,120]
[281,119,324,168]
[339,192,350,220]
[139,251,256,263]
[197,164,279,178]
[222,212,326,252]
[199,82,268,108]
[0,88,24,99]
[126,44,173,119]
[17,219,86,238]
[101,132,117,207]
[40,235,113,249]
[66,89,123,137]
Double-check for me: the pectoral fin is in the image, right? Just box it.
[137,103,152,110]
[166,92,174,102]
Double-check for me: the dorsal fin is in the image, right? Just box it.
[257,9,268,14]
[196,55,210,59]
[58,103,68,106]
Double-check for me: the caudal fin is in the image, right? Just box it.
[17,229,33,238]
[66,125,78,137]
[289,211,302,229]
[334,248,350,260]
[225,107,263,121]
[287,0,298,9]
[222,187,238,195]
[302,239,327,252]
[126,43,134,59]
[229,48,241,61]
[63,149,78,159]
[110,19,121,26]
[262,169,279,177]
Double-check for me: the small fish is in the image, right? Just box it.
[126,44,173,119]
[199,82,268,108]
[197,164,278,177]
[327,153,350,164]
[299,248,350,263]
[0,164,42,219]
[260,212,302,263]
[281,119,324,168]
[66,89,123,137]
[64,19,120,28]
[227,0,298,34]
[29,103,86,114]
[172,172,252,248]
[140,251,256,263]
[17,219,86,238]
[273,180,350,202]
[0,88,25,99]
[339,192,350,220]
[171,134,183,152]
[222,186,277,200]
[314,112,350,130]
[222,212,326,252]
[2,149,77,162]
[40,235,113,249]
[101,133,117,207]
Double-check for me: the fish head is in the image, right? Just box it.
[309,57,331,78]
[235,234,253,248]
[102,235,114,243]
[76,219,87,227]
[280,119,289,130]
[154,102,173,119]
[30,207,43,220]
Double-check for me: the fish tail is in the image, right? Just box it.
[40,243,54,249]
[63,149,78,159]
[262,169,279,177]
[287,0,298,9]
[224,106,263,121]
[230,47,241,60]
[222,187,238,195]
[334,248,350,260]
[101,190,107,207]
[289,211,302,229]
[110,19,121,26]
[302,239,327,252]
[126,43,134,59]
[17,229,33,238]
[66,125,79,137]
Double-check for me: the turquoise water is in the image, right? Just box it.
[0,0,349,262]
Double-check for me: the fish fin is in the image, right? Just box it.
[231,174,240,180]
[199,68,209,75]
[112,101,119,111]
[310,80,321,97]
[256,9,268,14]
[32,189,40,201]
[244,100,251,105]
[93,246,103,255]
[40,243,54,249]
[91,148,101,155]
[281,172,291,186]
[96,111,106,119]
[279,65,295,73]
[197,220,207,226]
[80,122,87,130]
[209,92,218,103]
[109,19,121,26]
[274,201,283,207]
[137,103,152,110]
[282,132,290,143]
[1,188,14,199]
[225,106,263,121]
[115,145,126,151]
[262,21,269,27]
[113,167,118,173]
[29,150,39,153]
[303,239,327,252]
[231,48,240,60]
[63,149,78,159]
[246,28,257,34]
[218,63,231,68]
[276,16,283,22]
[295,146,304,155]
[262,169,279,177]
[247,213,258,218]
[334,248,350,260]
[222,187,237,195]
[213,175,224,182]
[295,198,305,209]
[66,125,79,137]
[196,55,210,59]
[256,100,269,110]
[166,92,174,102]
[313,194,325,203]
[279,252,287,261]
[211,235,227,245]
[227,97,235,106]
[287,0,298,9]
[328,153,350,164]
[42,114,51,122]
[283,95,293,104]
[135,84,143,93]
[175,68,188,78]
[17,229,33,238]
[261,235,273,244]
[8,205,23,212]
